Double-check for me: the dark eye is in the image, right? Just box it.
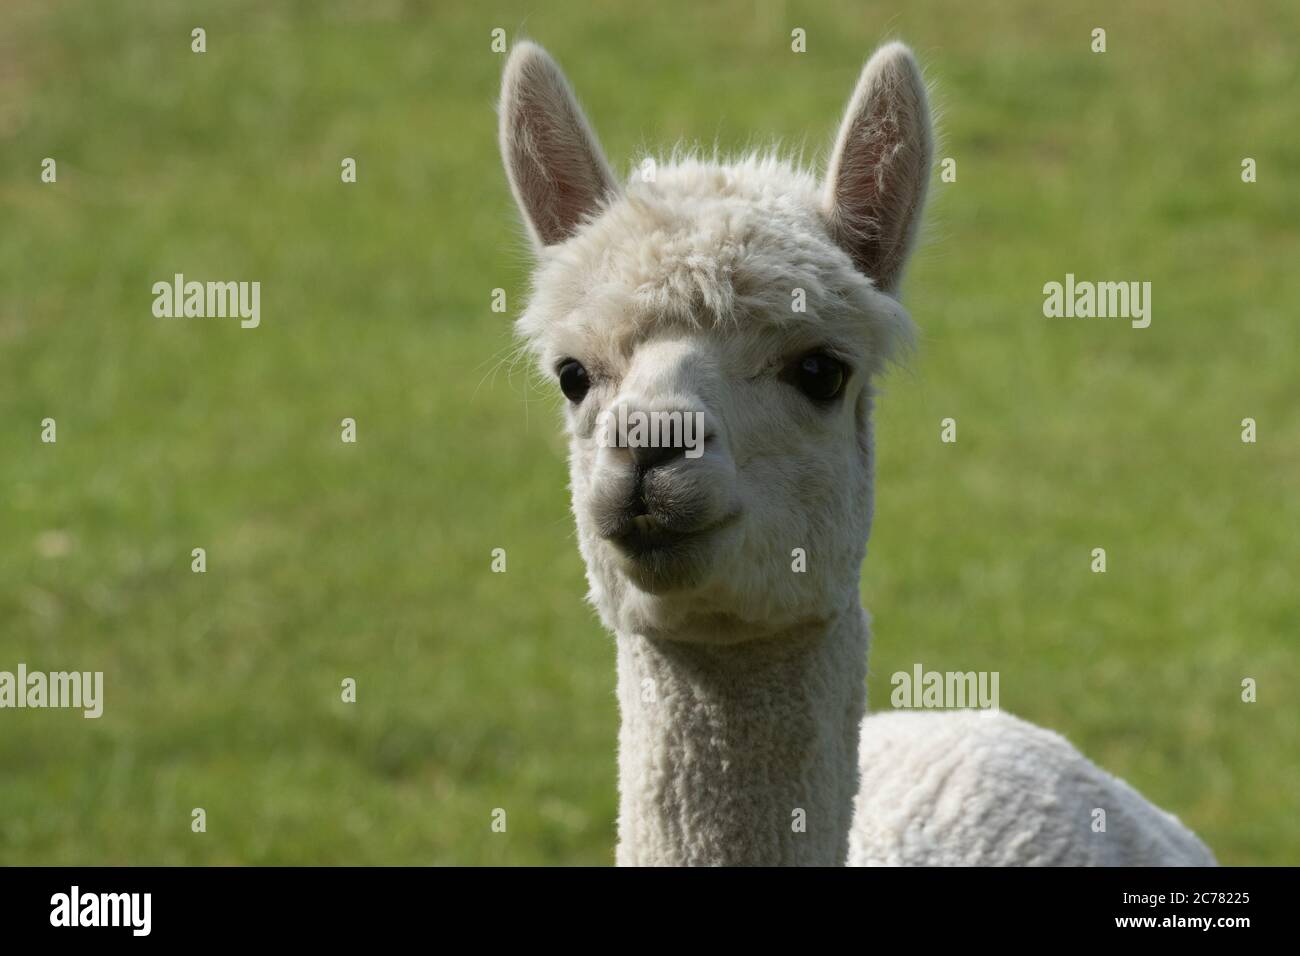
[788,351,847,403]
[557,359,590,403]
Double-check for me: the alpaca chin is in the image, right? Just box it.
[608,533,720,596]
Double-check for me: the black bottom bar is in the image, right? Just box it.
[0,866,1288,942]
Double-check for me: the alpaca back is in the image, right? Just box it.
[848,709,1217,866]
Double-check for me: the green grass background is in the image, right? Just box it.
[1,0,1296,865]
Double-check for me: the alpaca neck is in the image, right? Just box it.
[614,605,868,866]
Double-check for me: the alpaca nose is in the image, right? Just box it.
[630,441,685,471]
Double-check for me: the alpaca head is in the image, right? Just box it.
[500,41,932,643]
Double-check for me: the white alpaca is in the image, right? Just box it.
[498,39,1216,866]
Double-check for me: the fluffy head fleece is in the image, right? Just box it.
[498,39,1216,866]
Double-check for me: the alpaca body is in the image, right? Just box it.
[850,709,1217,866]
[616,613,1217,866]
[497,39,1216,867]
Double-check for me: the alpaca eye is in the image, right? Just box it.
[788,352,847,403]
[557,359,590,403]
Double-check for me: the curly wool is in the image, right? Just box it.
[850,709,1217,866]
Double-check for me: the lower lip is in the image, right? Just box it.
[613,526,700,558]
[611,512,739,559]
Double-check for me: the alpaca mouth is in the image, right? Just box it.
[608,510,740,564]
[608,515,720,594]
[611,515,703,558]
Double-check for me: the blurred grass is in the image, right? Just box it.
[1,0,1296,864]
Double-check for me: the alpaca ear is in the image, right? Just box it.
[499,41,619,247]
[823,42,933,296]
